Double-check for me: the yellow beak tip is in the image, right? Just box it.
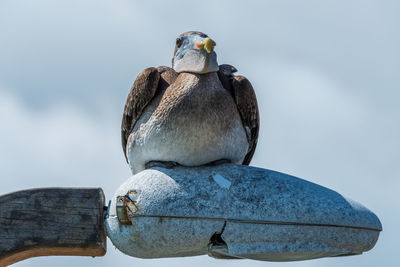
[204,37,213,53]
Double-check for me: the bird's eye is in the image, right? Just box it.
[176,38,183,48]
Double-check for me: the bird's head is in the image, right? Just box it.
[172,31,219,74]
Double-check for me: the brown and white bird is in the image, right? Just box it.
[122,31,259,174]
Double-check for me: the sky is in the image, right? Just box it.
[0,0,399,266]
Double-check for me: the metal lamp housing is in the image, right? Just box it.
[105,164,381,261]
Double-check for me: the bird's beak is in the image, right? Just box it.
[204,37,216,53]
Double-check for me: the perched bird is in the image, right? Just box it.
[122,31,259,174]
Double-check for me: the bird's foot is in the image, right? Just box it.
[145,161,179,169]
[205,159,232,166]
[145,159,231,170]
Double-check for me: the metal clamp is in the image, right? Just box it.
[116,190,140,225]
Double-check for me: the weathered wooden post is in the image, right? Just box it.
[0,188,106,266]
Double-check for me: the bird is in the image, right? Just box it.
[121,31,259,174]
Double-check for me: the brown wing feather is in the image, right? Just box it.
[121,66,178,162]
[232,75,260,165]
[218,65,260,165]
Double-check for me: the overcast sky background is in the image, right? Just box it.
[0,0,399,266]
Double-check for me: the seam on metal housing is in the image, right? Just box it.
[128,214,381,232]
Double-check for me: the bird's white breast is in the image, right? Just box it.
[127,72,248,174]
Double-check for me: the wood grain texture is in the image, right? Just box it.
[0,188,106,266]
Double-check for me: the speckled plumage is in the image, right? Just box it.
[122,32,259,174]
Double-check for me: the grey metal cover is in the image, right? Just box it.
[106,164,381,261]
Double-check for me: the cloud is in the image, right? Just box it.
[249,62,399,267]
[1,66,396,267]
[1,0,399,112]
[0,89,130,198]
[0,0,398,266]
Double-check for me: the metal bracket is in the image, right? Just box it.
[116,190,140,225]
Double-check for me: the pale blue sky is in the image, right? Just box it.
[0,1,399,266]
